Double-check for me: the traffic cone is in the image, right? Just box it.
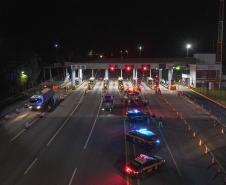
[198,139,202,146]
[204,146,208,155]
[221,128,224,134]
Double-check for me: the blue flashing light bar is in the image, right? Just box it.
[136,128,155,136]
[128,109,140,114]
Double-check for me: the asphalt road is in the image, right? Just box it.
[0,80,225,185]
[183,90,226,125]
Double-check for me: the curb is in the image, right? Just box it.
[190,89,226,109]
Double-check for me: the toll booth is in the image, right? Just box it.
[89,77,96,85]
[146,77,153,85]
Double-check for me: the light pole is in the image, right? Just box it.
[54,43,59,61]
[138,46,142,57]
[125,50,128,57]
[21,71,28,91]
[186,44,191,57]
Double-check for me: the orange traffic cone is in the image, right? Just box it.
[221,128,224,134]
[198,139,202,146]
[204,146,208,155]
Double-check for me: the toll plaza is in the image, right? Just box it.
[43,54,221,89]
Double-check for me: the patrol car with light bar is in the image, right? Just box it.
[126,128,160,147]
[126,109,150,123]
[124,154,165,177]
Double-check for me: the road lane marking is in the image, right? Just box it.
[47,92,85,147]
[83,99,102,150]
[146,98,183,177]
[24,157,38,175]
[159,128,183,177]
[9,129,26,143]
[9,116,40,143]
[68,167,77,185]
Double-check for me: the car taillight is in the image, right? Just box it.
[125,166,139,175]
[125,166,132,174]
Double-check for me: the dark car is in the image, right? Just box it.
[126,128,160,147]
[126,109,150,123]
[124,154,165,178]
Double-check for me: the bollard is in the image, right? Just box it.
[221,128,224,135]
[198,139,202,146]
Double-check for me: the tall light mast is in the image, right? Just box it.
[216,0,224,87]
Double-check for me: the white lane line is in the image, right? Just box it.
[9,116,42,143]
[159,128,183,177]
[146,103,183,177]
[9,129,26,143]
[47,92,85,147]
[83,99,102,150]
[68,167,77,185]
[24,158,38,175]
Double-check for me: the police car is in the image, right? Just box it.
[126,109,150,123]
[133,96,148,107]
[126,128,160,147]
[124,154,165,177]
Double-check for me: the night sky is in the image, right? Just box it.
[0,1,222,59]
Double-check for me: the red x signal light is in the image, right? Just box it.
[109,65,117,72]
[141,64,150,72]
[125,65,133,72]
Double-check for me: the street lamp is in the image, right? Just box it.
[54,43,59,61]
[138,45,143,56]
[20,71,28,91]
[186,44,191,57]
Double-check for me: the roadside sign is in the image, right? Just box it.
[71,65,86,70]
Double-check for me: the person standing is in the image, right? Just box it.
[158,116,163,128]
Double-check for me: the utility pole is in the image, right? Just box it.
[216,0,224,88]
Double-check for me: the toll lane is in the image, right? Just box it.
[141,83,222,185]
[0,83,86,185]
[16,82,103,185]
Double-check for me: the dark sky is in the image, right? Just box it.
[0,1,221,58]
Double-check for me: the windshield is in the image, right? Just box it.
[104,95,113,102]
[30,97,42,103]
[130,160,142,170]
